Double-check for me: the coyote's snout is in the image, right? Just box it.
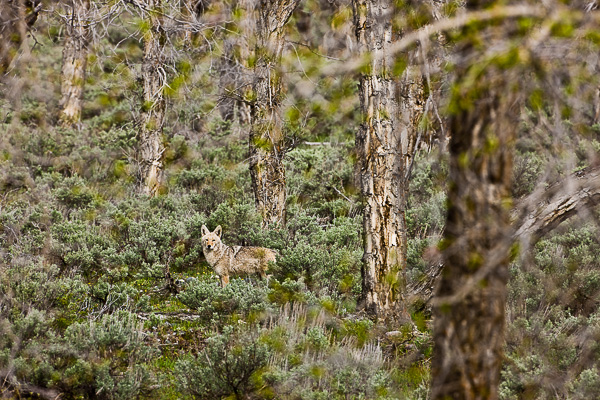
[200,225,277,287]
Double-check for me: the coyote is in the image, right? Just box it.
[200,225,277,287]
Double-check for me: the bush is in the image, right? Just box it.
[285,146,356,218]
[503,222,600,399]
[175,327,270,400]
[53,175,97,209]
[0,306,157,399]
[60,311,157,399]
[177,278,269,322]
[260,304,397,399]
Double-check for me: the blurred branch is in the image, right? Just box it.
[390,4,546,54]
[514,166,600,245]
[409,166,600,304]
[287,40,343,61]
[323,4,599,76]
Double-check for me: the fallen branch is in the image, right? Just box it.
[136,311,203,321]
[514,166,600,246]
[408,166,600,304]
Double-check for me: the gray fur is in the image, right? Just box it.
[201,224,277,286]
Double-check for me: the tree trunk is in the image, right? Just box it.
[430,1,517,397]
[137,0,166,197]
[219,0,253,129]
[431,86,515,400]
[352,0,421,319]
[59,0,90,126]
[249,0,300,226]
[0,0,41,76]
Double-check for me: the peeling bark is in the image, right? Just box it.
[352,0,421,319]
[249,0,300,226]
[137,0,167,197]
[59,0,90,125]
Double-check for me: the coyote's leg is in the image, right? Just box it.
[220,275,230,287]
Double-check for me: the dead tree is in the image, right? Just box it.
[59,0,90,125]
[515,166,600,245]
[249,0,301,226]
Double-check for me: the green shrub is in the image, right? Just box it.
[175,327,270,399]
[0,261,88,317]
[406,151,446,240]
[268,278,311,306]
[265,210,362,294]
[0,163,34,190]
[285,146,356,217]
[53,176,97,209]
[177,278,269,322]
[569,367,600,399]
[512,150,545,198]
[503,222,600,398]
[60,311,157,399]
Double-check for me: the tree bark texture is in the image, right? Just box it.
[59,0,90,125]
[352,0,421,319]
[249,0,300,226]
[430,1,517,398]
[137,0,167,197]
[0,0,41,75]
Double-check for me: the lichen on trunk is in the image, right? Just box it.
[352,0,421,320]
[249,0,300,226]
[137,0,166,197]
[59,0,90,126]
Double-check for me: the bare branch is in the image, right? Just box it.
[410,166,600,305]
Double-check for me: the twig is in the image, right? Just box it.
[287,40,343,61]
[331,186,352,203]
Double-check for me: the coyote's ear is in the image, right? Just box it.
[214,225,222,238]
[201,225,209,236]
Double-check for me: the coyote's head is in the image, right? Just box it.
[201,225,222,252]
